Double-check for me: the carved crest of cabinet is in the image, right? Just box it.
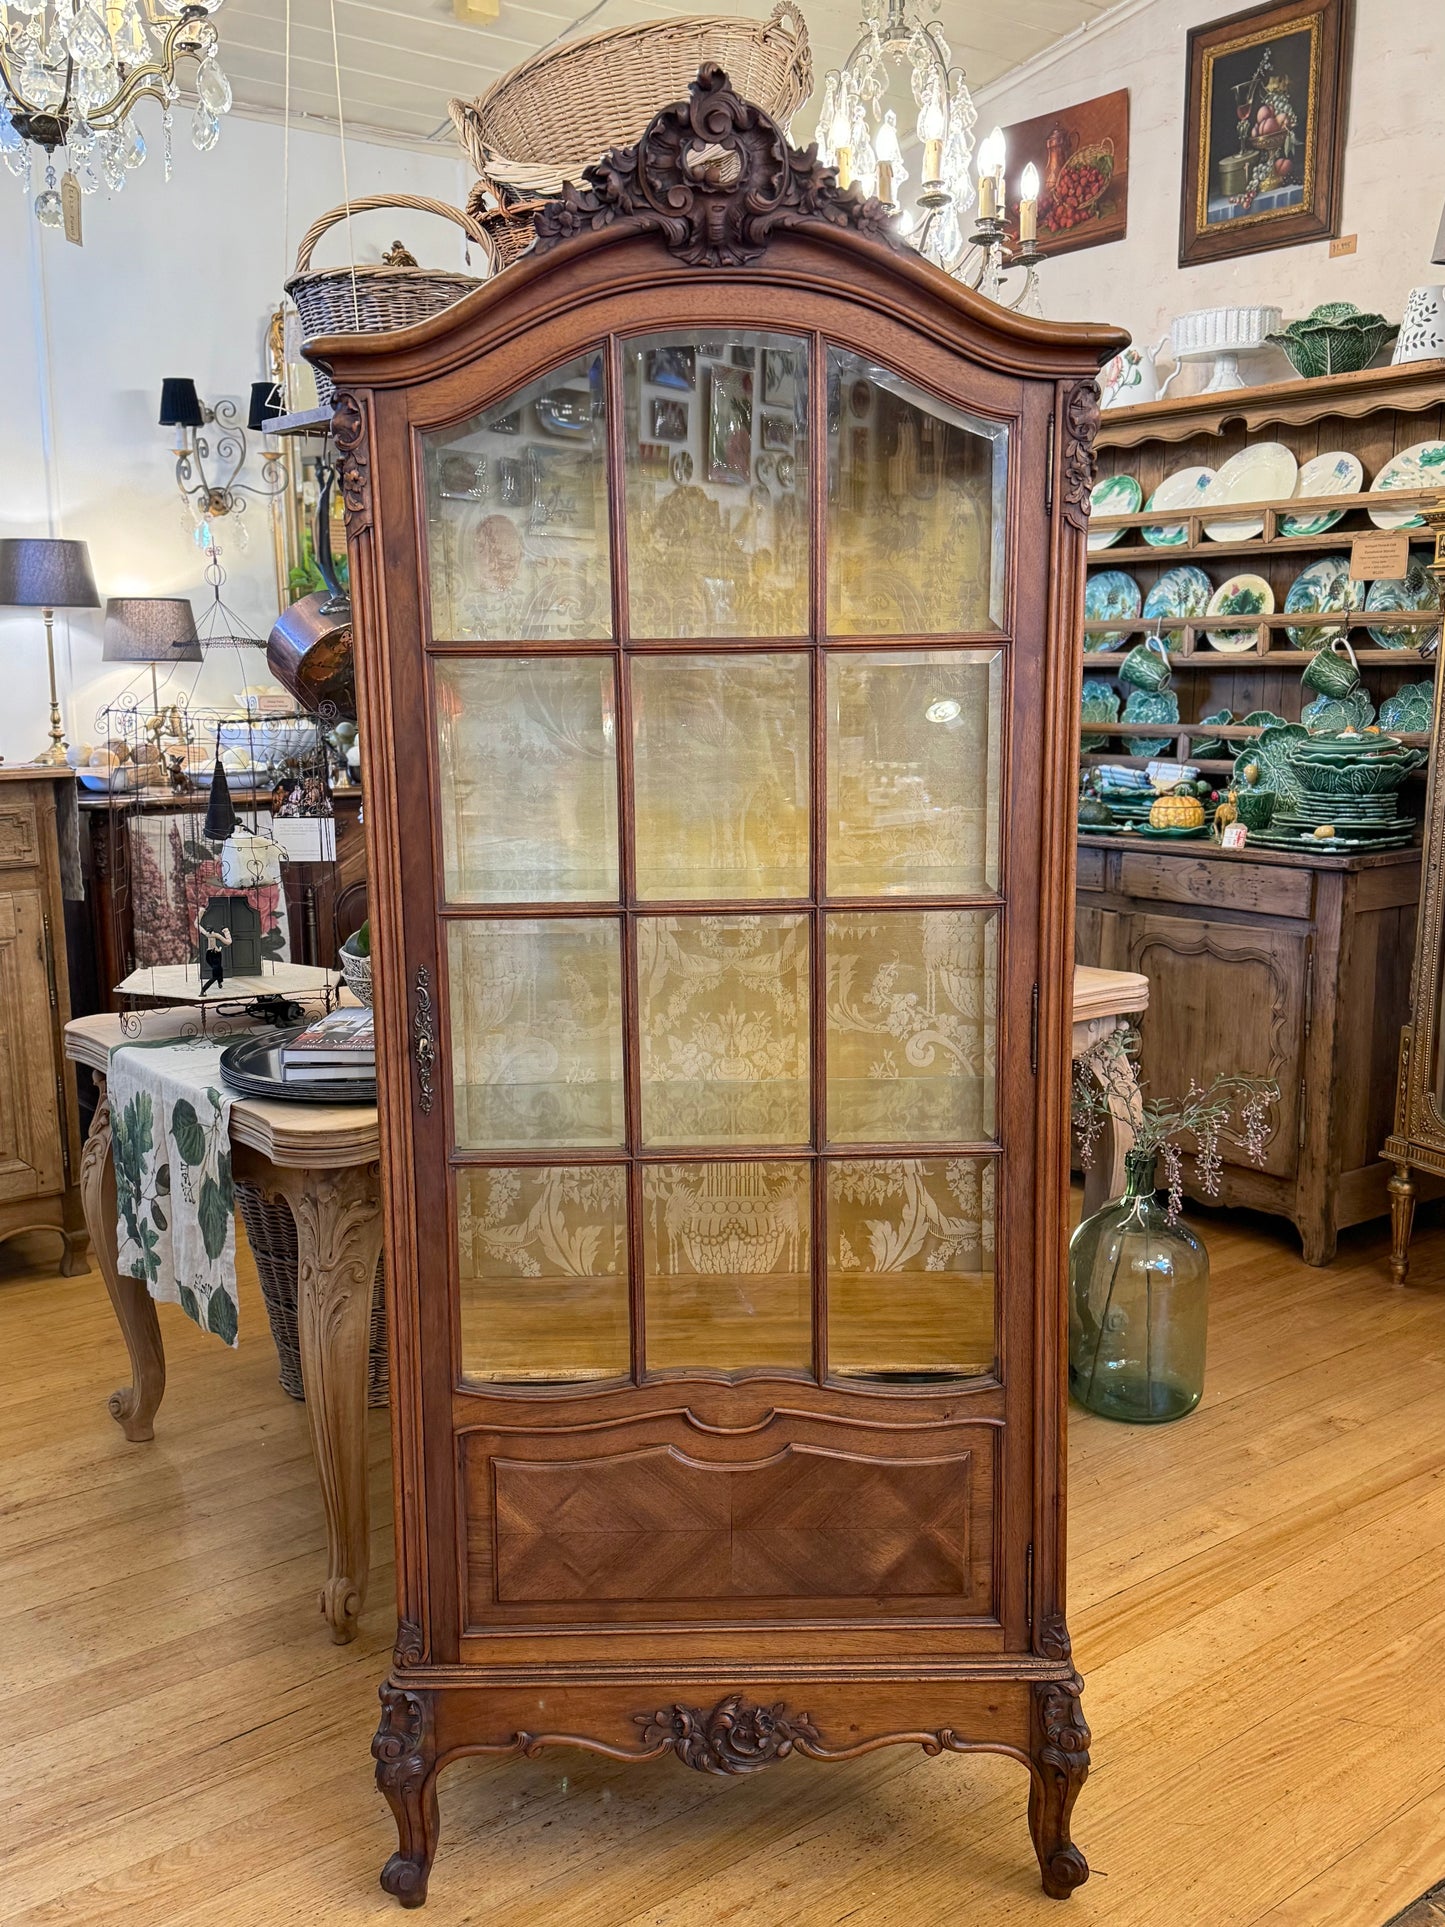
[313,67,1125,1906]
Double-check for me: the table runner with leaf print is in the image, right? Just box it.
[107,1028,246,1346]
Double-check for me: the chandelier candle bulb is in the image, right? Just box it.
[875,111,902,207]
[920,91,947,187]
[1019,163,1040,245]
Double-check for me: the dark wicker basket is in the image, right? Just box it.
[237,1180,388,1406]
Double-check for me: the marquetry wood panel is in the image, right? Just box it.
[492,1443,977,1604]
[461,1413,997,1627]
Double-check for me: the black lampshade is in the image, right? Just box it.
[0,537,100,610]
[158,377,205,429]
[247,380,283,432]
[103,596,203,663]
[203,755,237,841]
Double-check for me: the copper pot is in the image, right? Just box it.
[266,467,356,720]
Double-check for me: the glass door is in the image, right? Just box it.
[421,326,1013,1394]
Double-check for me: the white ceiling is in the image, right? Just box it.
[216,0,1115,153]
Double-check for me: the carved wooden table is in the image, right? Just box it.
[64,1010,382,1645]
[63,971,1144,1650]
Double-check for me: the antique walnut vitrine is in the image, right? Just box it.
[314,69,1124,1907]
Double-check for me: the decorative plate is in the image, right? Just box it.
[1379,680,1435,732]
[1301,688,1376,735]
[1080,677,1121,752]
[1205,573,1274,652]
[1122,687,1179,756]
[1279,451,1364,538]
[1143,564,1213,626]
[1084,569,1142,648]
[1365,560,1441,649]
[1367,441,1445,529]
[1134,822,1208,840]
[1283,554,1367,647]
[1201,442,1299,542]
[1226,709,1288,753]
[1191,707,1234,759]
[1142,466,1214,547]
[1087,473,1143,552]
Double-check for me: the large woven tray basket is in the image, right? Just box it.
[448,3,811,203]
[284,193,496,405]
[237,1181,388,1407]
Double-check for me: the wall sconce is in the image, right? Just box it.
[159,376,287,535]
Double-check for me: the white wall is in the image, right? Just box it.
[978,0,1445,374]
[0,110,466,765]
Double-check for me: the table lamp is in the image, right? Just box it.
[0,537,100,766]
[103,597,203,718]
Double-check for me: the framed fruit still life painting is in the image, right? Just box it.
[1179,0,1352,267]
[999,89,1128,258]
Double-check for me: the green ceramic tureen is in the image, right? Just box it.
[1266,303,1398,379]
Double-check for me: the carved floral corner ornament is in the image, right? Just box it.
[331,391,371,536]
[634,1695,822,1774]
[1061,380,1101,534]
[533,63,903,270]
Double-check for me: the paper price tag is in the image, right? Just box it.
[1221,822,1249,850]
[61,171,82,247]
[1350,529,1410,581]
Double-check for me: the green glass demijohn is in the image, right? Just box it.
[1068,1150,1209,1423]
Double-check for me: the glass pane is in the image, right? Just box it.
[827,650,1002,897]
[436,658,618,903]
[643,1161,812,1371]
[621,332,809,638]
[631,653,810,900]
[827,1159,995,1380]
[448,919,624,1148]
[639,915,810,1147]
[458,1165,628,1383]
[825,911,997,1143]
[422,350,611,641]
[826,350,1007,636]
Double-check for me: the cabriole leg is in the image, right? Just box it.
[1029,1675,1090,1899]
[374,1683,440,1908]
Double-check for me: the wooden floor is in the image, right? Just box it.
[4,1196,1445,1926]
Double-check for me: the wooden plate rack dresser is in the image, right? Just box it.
[313,70,1124,1906]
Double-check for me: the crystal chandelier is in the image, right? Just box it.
[0,0,232,229]
[814,0,977,260]
[814,1,1044,314]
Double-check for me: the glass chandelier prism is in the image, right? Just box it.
[0,0,233,227]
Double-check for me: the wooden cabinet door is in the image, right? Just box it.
[0,886,63,1203]
[1123,913,1305,1178]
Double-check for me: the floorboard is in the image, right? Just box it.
[2,1196,1444,1926]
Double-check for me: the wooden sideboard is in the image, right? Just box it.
[1076,832,1421,1265]
[78,786,368,1008]
[0,768,86,1273]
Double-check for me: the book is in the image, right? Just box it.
[282,1063,375,1084]
[283,1008,375,1065]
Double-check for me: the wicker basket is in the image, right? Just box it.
[464,173,550,270]
[284,193,496,405]
[447,4,811,201]
[237,1181,388,1407]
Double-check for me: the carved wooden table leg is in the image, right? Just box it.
[374,1683,441,1907]
[243,1153,384,1643]
[79,1073,166,1443]
[1029,1673,1090,1900]
[1389,1161,1417,1287]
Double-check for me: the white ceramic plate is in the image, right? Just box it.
[1280,451,1365,538]
[1205,572,1274,652]
[1141,466,1215,547]
[1367,441,1445,529]
[1087,473,1143,552]
[1201,442,1299,542]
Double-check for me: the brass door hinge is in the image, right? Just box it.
[42,912,57,1009]
[1030,983,1040,1075]
[1025,1541,1034,1630]
[1302,951,1315,1038]
[1298,1077,1307,1150]
[1045,414,1055,512]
